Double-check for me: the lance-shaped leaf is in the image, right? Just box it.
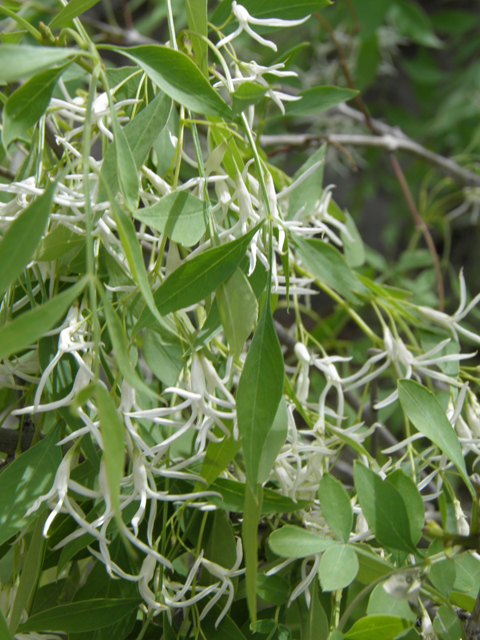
[398,379,473,494]
[236,297,284,484]
[268,525,339,558]
[0,427,61,546]
[3,64,70,148]
[285,86,358,117]
[98,90,172,203]
[50,0,102,28]
[0,45,77,82]
[137,221,263,326]
[17,598,142,633]
[0,181,56,298]
[213,0,332,23]
[186,0,208,76]
[107,45,231,118]
[95,384,125,533]
[0,278,87,361]
[109,106,138,212]
[217,268,258,358]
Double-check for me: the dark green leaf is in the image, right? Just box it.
[186,0,208,75]
[209,478,311,514]
[386,469,424,545]
[0,279,87,361]
[18,598,142,633]
[3,64,69,147]
[398,379,473,493]
[256,397,288,484]
[304,580,329,640]
[50,0,101,28]
[36,225,84,261]
[197,423,241,489]
[354,462,417,554]
[243,482,263,623]
[256,574,290,605]
[390,0,443,48]
[231,82,268,115]
[109,45,231,118]
[285,86,358,117]
[0,181,57,298]
[138,221,264,323]
[0,428,61,546]
[236,297,284,484]
[132,190,208,247]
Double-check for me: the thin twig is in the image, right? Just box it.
[0,166,15,181]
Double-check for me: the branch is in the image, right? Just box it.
[260,131,480,189]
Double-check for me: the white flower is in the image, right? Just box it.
[418,269,480,344]
[217,2,310,51]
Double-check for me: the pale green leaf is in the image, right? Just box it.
[287,144,326,220]
[268,525,339,558]
[35,225,84,261]
[213,0,332,23]
[304,580,329,640]
[217,268,258,358]
[0,46,77,82]
[318,544,359,591]
[256,397,288,484]
[143,330,183,387]
[132,191,208,247]
[186,0,208,76]
[344,615,411,640]
[318,473,353,543]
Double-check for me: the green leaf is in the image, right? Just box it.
[433,605,463,640]
[50,0,101,28]
[132,191,208,247]
[0,428,62,546]
[110,199,164,325]
[292,235,368,304]
[204,510,237,576]
[285,86,358,117]
[95,385,125,532]
[398,379,473,493]
[0,181,56,298]
[35,225,84,261]
[110,111,139,212]
[236,296,284,484]
[256,396,288,484]
[354,462,417,554]
[287,145,326,221]
[109,45,231,118]
[344,615,411,640]
[213,0,332,23]
[386,469,424,545]
[355,544,394,584]
[231,82,268,115]
[217,268,258,358]
[256,574,290,605]
[138,221,264,323]
[341,211,365,268]
[0,611,12,640]
[0,278,87,361]
[186,0,208,76]
[304,580,329,640]
[318,544,359,591]
[268,525,339,558]
[197,423,241,489]
[99,290,157,399]
[243,482,263,623]
[98,90,172,203]
[0,45,77,82]
[367,584,417,621]
[209,478,311,514]
[3,64,70,148]
[143,330,183,387]
[8,512,48,635]
[351,0,394,38]
[390,0,443,48]
[318,473,353,543]
[200,608,248,640]
[18,598,142,633]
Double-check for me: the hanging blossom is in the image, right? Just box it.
[217,2,310,52]
[418,269,480,344]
